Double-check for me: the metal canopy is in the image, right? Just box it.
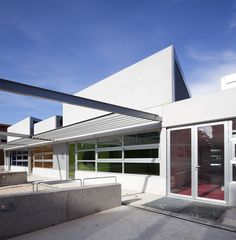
[1,113,161,150]
[0,78,162,122]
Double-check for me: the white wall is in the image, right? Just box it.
[75,171,166,195]
[7,117,41,142]
[221,73,236,90]
[34,116,62,135]
[63,46,175,126]
[53,143,67,172]
[162,87,236,127]
[33,168,67,180]
[10,166,29,173]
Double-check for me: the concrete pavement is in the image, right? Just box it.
[10,205,236,240]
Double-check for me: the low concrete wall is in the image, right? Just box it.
[0,171,27,187]
[0,183,121,239]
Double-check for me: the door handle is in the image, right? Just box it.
[195,165,201,169]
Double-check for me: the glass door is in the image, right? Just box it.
[168,122,228,202]
[197,124,225,201]
[169,128,192,196]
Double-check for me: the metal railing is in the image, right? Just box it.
[32,178,82,192]
[31,176,117,192]
[83,176,117,186]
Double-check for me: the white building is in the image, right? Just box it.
[2,45,236,205]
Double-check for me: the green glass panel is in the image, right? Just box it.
[77,151,95,160]
[98,151,122,159]
[97,162,122,173]
[77,141,95,150]
[69,144,75,179]
[124,149,158,158]
[97,136,122,148]
[78,162,95,171]
[124,132,160,146]
[124,163,160,175]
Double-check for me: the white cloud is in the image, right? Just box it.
[186,48,236,96]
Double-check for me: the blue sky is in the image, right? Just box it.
[0,0,236,124]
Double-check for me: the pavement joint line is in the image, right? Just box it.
[122,203,236,233]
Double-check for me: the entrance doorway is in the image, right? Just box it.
[168,122,228,202]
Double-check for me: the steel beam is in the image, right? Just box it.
[0,78,162,121]
[0,131,30,138]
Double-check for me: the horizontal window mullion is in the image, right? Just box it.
[77,149,95,152]
[97,147,123,152]
[123,144,159,150]
[97,159,123,162]
[77,160,95,162]
[124,158,160,163]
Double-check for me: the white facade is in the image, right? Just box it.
[7,117,41,142]
[3,45,236,205]
[63,46,183,126]
[34,115,62,135]
[221,73,236,90]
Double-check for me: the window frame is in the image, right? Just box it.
[75,130,160,175]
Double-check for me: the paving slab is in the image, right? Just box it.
[9,206,236,240]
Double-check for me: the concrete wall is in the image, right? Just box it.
[0,171,27,186]
[63,46,175,126]
[34,116,62,135]
[162,87,236,127]
[0,183,121,239]
[7,117,41,142]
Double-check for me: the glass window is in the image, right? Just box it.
[22,162,28,167]
[43,162,53,168]
[97,162,122,173]
[69,144,75,179]
[124,163,160,175]
[78,162,95,171]
[233,119,236,130]
[124,132,159,146]
[97,136,122,148]
[124,149,158,158]
[77,140,95,150]
[33,146,53,168]
[34,162,42,168]
[233,164,236,181]
[10,150,28,166]
[98,151,122,159]
[78,151,95,161]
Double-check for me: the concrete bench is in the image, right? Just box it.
[0,171,27,187]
